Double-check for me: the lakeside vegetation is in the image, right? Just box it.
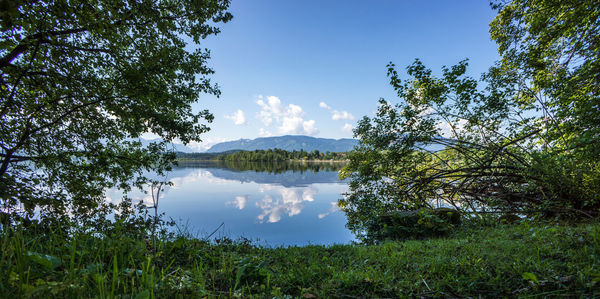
[177,148,348,163]
[1,219,598,297]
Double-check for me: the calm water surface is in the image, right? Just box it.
[109,162,354,246]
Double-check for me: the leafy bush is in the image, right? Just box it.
[366,208,461,242]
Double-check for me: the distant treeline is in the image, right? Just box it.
[177,149,348,162]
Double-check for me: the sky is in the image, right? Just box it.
[169,0,501,151]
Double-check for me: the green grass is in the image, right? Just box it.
[1,222,599,298]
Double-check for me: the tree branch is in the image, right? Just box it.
[0,28,89,70]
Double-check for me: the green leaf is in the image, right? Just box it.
[135,289,150,299]
[522,272,539,284]
[27,251,63,270]
[85,263,104,274]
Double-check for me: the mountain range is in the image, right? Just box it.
[139,135,359,153]
[206,135,358,153]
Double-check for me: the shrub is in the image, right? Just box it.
[366,208,461,242]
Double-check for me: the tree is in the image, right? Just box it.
[0,0,232,222]
[490,0,600,160]
[340,0,600,241]
[487,0,600,216]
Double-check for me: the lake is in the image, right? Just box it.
[107,161,355,246]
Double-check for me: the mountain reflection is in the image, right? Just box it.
[176,161,345,187]
[177,160,346,173]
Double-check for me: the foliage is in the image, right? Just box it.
[178,148,347,162]
[366,208,461,243]
[0,221,598,297]
[339,0,600,240]
[0,0,232,221]
[177,148,346,162]
[490,0,600,161]
[216,160,346,174]
[178,159,346,174]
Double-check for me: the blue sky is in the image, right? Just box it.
[180,0,500,151]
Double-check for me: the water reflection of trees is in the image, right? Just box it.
[176,160,346,174]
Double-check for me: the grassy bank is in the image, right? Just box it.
[1,222,599,298]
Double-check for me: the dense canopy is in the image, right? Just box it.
[0,0,232,221]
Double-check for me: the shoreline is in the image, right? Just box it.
[176,158,350,163]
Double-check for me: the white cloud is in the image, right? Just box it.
[279,116,304,135]
[258,184,275,193]
[225,109,247,125]
[341,123,354,133]
[256,195,282,223]
[301,188,317,202]
[187,137,232,152]
[331,110,355,121]
[140,132,161,140]
[318,201,339,219]
[302,120,319,136]
[227,195,249,210]
[256,95,283,126]
[319,102,331,110]
[255,95,319,136]
[288,103,302,115]
[170,169,233,188]
[258,128,273,137]
[320,102,355,121]
[256,186,318,223]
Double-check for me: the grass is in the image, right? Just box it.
[1,221,599,298]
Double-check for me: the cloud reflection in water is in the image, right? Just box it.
[227,195,249,210]
[318,201,339,219]
[254,186,318,223]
